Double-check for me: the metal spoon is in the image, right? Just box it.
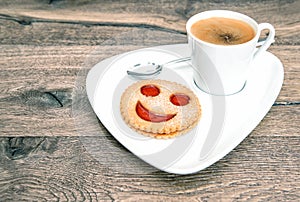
[127,57,191,78]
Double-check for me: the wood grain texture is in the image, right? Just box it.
[0,44,299,137]
[0,1,299,45]
[0,0,299,201]
[0,136,299,201]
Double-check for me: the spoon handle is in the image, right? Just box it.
[127,69,161,77]
[163,57,191,67]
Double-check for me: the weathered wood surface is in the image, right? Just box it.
[0,0,299,201]
[0,45,299,137]
[0,135,299,201]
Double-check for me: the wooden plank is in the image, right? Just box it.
[0,44,299,101]
[0,44,299,137]
[1,0,299,27]
[271,45,300,102]
[0,100,299,137]
[0,135,299,201]
[0,1,299,45]
[1,18,298,46]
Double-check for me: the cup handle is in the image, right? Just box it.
[253,23,275,59]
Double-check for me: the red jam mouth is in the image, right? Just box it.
[136,101,176,123]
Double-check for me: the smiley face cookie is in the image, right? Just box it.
[120,80,201,138]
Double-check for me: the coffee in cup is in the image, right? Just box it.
[191,17,255,45]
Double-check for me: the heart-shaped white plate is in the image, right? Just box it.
[86,44,283,174]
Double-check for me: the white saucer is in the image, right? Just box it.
[86,44,284,174]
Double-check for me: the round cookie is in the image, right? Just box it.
[120,80,201,138]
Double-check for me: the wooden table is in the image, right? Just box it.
[1,1,299,201]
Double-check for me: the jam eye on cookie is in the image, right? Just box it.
[140,85,160,97]
[170,93,190,106]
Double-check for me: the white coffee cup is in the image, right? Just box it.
[186,10,275,95]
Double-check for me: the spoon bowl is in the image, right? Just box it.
[127,57,191,79]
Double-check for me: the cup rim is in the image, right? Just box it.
[186,10,260,48]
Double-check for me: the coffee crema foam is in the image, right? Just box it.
[191,17,255,45]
